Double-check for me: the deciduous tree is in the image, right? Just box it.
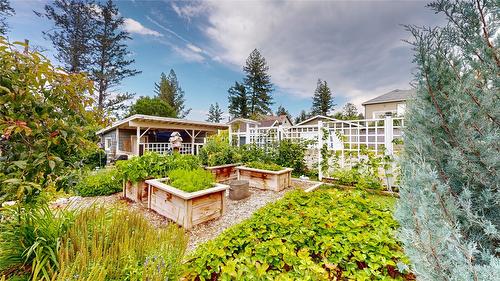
[395,0,499,279]
[128,96,176,118]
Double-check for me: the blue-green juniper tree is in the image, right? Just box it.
[395,0,499,280]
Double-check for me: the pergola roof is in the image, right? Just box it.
[96,114,229,135]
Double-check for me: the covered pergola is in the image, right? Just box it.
[96,114,228,159]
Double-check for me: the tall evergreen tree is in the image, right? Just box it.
[276,105,292,122]
[227,81,249,118]
[0,0,14,35]
[311,79,334,116]
[294,110,309,124]
[92,0,140,112]
[38,0,96,73]
[206,102,224,123]
[243,49,274,116]
[395,0,499,280]
[154,69,191,118]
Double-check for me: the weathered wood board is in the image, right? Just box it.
[123,180,148,203]
[204,163,240,182]
[236,166,293,192]
[145,178,229,229]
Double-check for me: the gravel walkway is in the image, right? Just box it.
[52,178,321,253]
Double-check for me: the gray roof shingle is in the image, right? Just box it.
[362,89,415,105]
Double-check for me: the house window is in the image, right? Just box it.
[397,103,406,116]
[104,137,112,151]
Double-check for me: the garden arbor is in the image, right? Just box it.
[96,114,228,160]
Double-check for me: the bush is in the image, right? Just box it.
[185,189,411,280]
[0,204,74,281]
[82,148,107,169]
[199,132,241,166]
[74,168,122,197]
[116,152,201,183]
[245,161,283,171]
[168,169,215,193]
[55,206,187,280]
[273,139,309,176]
[237,144,273,164]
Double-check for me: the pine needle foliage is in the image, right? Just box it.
[395,0,500,280]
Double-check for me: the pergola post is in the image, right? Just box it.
[191,129,195,155]
[136,126,140,156]
[115,127,120,155]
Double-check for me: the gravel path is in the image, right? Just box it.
[52,178,321,253]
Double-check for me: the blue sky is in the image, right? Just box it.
[5,0,443,121]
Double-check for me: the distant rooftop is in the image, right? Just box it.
[362,89,415,105]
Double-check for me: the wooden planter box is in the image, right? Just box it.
[144,178,229,229]
[123,180,148,203]
[236,166,293,192]
[204,163,240,182]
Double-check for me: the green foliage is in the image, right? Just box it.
[227,81,249,118]
[273,139,308,176]
[206,102,224,123]
[185,190,411,280]
[0,204,74,280]
[168,169,215,193]
[0,38,102,203]
[243,49,274,117]
[127,96,176,118]
[74,168,122,197]
[237,144,273,164]
[395,0,500,279]
[55,206,188,281]
[199,132,241,166]
[311,79,335,116]
[0,0,15,35]
[245,161,283,171]
[81,148,107,170]
[116,152,201,183]
[154,70,191,118]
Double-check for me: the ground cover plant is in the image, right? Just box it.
[168,169,216,193]
[116,152,201,183]
[185,189,411,280]
[74,167,122,197]
[244,161,284,171]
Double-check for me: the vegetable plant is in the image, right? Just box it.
[244,161,283,171]
[198,131,241,166]
[168,169,215,193]
[74,168,122,197]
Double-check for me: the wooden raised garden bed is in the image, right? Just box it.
[204,163,240,182]
[236,166,293,192]
[123,180,148,203]
[144,178,229,229]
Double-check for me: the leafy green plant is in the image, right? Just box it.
[199,131,241,166]
[116,152,200,183]
[0,204,74,281]
[273,139,310,176]
[168,169,215,193]
[74,168,122,197]
[55,206,188,281]
[245,161,283,171]
[237,144,274,164]
[185,189,411,280]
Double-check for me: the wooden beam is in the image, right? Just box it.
[136,126,140,156]
[129,120,222,132]
[115,127,120,154]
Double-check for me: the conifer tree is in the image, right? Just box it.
[395,0,499,280]
[227,81,249,118]
[276,105,292,122]
[92,0,140,112]
[206,102,224,123]
[294,110,309,124]
[311,79,334,116]
[0,0,14,35]
[154,69,191,118]
[243,49,274,116]
[38,0,96,73]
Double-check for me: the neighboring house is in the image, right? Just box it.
[96,114,228,161]
[227,115,293,145]
[362,89,415,119]
[296,115,346,126]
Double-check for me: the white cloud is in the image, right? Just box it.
[176,1,442,108]
[123,18,162,37]
[172,45,205,62]
[186,43,202,53]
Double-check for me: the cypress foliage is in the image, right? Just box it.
[154,69,191,118]
[206,103,224,123]
[227,81,249,118]
[276,105,292,122]
[0,0,14,35]
[395,0,499,280]
[243,49,274,117]
[311,79,335,116]
[295,110,309,124]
